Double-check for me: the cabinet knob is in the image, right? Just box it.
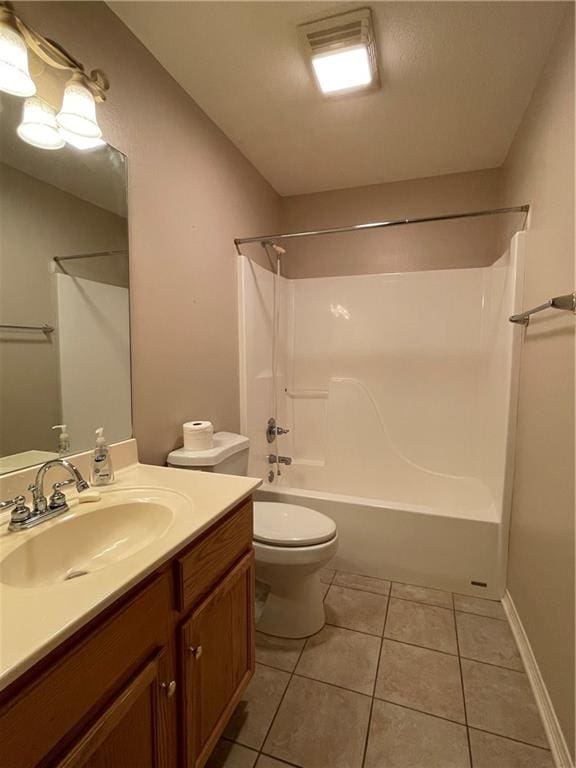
[161,680,177,698]
[189,645,203,659]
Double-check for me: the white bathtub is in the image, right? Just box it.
[256,482,506,599]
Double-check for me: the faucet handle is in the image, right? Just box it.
[49,479,76,510]
[1,495,32,524]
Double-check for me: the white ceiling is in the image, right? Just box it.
[110,1,566,196]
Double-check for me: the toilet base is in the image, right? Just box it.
[256,565,326,638]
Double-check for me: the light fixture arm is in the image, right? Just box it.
[0,1,109,101]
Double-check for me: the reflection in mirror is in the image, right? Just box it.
[0,91,131,475]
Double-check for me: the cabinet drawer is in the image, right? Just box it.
[176,500,253,612]
[0,572,171,768]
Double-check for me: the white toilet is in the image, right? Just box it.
[167,432,338,638]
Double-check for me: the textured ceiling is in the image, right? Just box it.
[110,1,566,196]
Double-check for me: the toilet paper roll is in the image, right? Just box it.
[183,421,214,451]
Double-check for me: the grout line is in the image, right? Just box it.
[388,594,454,611]
[458,654,525,673]
[259,751,304,768]
[453,594,474,768]
[371,695,467,728]
[360,585,392,768]
[330,583,391,597]
[254,632,310,763]
[467,725,555,752]
[290,671,372,699]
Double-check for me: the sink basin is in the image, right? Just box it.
[0,496,175,588]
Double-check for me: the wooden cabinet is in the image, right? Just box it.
[181,552,255,768]
[55,655,169,768]
[0,497,254,768]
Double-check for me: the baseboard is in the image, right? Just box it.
[503,590,574,768]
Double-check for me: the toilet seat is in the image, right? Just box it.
[254,502,336,548]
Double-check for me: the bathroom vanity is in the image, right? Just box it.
[0,456,260,768]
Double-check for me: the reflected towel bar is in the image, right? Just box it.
[0,323,54,333]
[509,293,576,326]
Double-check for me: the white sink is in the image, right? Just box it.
[0,493,177,588]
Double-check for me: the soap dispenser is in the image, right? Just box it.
[52,424,70,456]
[90,427,115,486]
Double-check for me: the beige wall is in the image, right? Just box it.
[502,7,575,758]
[278,168,517,278]
[0,162,128,457]
[15,2,281,466]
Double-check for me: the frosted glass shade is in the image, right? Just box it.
[0,20,36,97]
[17,97,65,150]
[59,127,105,151]
[57,79,101,139]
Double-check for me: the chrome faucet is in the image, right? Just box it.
[2,459,90,532]
[268,454,292,466]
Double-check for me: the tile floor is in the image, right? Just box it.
[209,569,554,768]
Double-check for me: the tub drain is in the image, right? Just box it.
[64,569,89,581]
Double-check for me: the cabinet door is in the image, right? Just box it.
[55,654,173,768]
[182,551,255,768]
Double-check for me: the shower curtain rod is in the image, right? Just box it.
[234,205,529,254]
[54,249,127,263]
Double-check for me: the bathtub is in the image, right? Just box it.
[256,480,506,599]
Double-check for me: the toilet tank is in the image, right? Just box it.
[167,432,249,475]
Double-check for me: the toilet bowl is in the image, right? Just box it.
[254,501,338,638]
[167,433,339,638]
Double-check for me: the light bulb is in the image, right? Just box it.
[57,76,102,139]
[17,96,65,150]
[0,19,36,97]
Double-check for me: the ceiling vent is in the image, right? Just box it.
[299,8,380,96]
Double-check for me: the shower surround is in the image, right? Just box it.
[239,233,525,597]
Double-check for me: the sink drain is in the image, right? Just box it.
[64,569,89,581]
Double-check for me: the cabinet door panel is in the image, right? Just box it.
[55,655,167,768]
[182,552,255,768]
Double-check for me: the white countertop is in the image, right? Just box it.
[0,462,261,692]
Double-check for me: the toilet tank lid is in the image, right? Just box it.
[167,431,249,467]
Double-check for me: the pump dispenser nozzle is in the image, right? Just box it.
[52,424,70,455]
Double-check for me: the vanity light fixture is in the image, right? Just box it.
[0,1,109,150]
[300,7,380,97]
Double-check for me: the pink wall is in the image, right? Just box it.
[14,2,280,465]
[502,6,575,756]
[278,169,517,278]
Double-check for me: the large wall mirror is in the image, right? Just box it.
[0,92,131,475]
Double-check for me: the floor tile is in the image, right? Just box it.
[391,582,453,608]
[384,598,457,654]
[469,729,555,768]
[206,740,258,768]
[333,571,391,595]
[456,612,523,670]
[264,676,371,768]
[325,585,388,635]
[224,664,290,749]
[461,659,548,747]
[321,582,330,599]
[375,639,465,722]
[453,593,506,620]
[296,624,381,694]
[255,632,305,673]
[364,700,470,768]
[320,567,335,584]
